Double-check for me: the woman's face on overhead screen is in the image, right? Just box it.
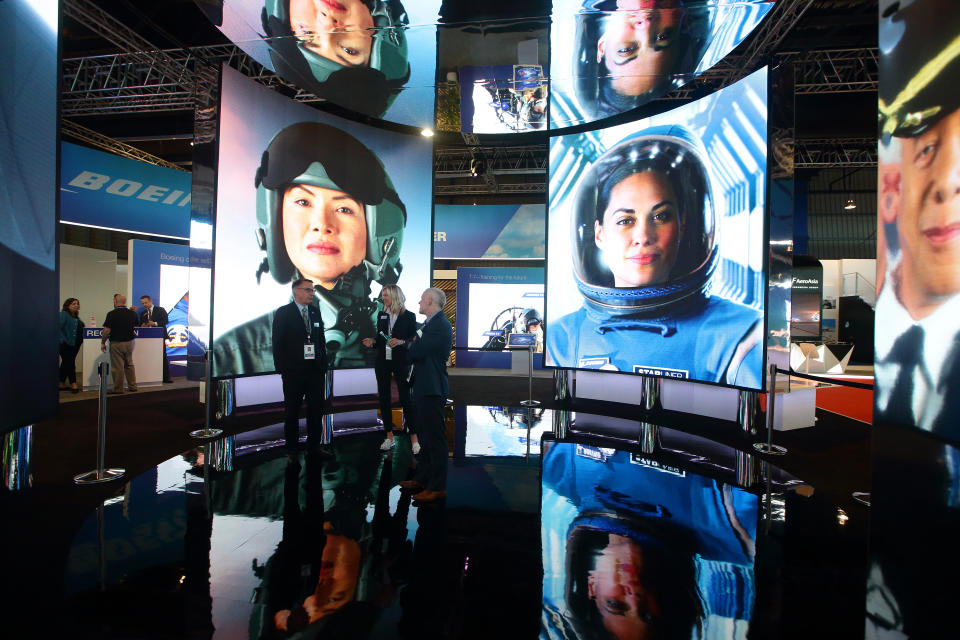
[282,182,368,289]
[597,0,684,97]
[594,170,683,287]
[289,0,375,67]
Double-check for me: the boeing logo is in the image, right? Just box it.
[66,171,191,207]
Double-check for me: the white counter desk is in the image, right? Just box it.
[82,327,165,390]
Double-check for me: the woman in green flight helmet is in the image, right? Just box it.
[261,0,410,117]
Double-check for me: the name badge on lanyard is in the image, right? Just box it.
[304,343,315,360]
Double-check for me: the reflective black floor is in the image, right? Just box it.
[46,406,869,639]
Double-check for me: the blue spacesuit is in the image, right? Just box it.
[547,124,763,389]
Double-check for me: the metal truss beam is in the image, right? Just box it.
[61,119,187,171]
[434,183,545,195]
[62,0,194,94]
[795,138,877,168]
[435,146,547,177]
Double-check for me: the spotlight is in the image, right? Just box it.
[420,128,434,137]
[470,158,485,178]
[844,198,856,211]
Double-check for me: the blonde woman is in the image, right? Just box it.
[362,285,419,452]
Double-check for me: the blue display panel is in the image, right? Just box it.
[549,0,774,128]
[212,66,433,377]
[456,267,544,369]
[541,441,758,639]
[1,0,59,433]
[60,142,191,239]
[434,204,545,259]
[546,68,768,390]
[208,0,439,127]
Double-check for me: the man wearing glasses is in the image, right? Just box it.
[272,278,331,455]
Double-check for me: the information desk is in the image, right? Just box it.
[82,327,165,390]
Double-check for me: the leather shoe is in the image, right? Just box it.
[412,490,446,503]
[398,480,424,490]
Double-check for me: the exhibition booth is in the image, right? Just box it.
[7,0,960,637]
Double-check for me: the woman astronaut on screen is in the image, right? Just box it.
[548,124,762,387]
[261,0,410,118]
[572,0,708,121]
[214,121,406,375]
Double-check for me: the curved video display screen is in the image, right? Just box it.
[211,65,433,378]
[541,441,758,639]
[208,0,439,127]
[546,68,767,390]
[548,0,774,128]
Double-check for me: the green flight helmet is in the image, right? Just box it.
[262,0,410,116]
[254,121,406,287]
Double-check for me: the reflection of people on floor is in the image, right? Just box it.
[875,0,960,437]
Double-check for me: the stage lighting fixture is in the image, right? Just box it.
[844,197,856,211]
[470,158,486,178]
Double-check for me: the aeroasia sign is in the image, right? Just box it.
[60,142,191,239]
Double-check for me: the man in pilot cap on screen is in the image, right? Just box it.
[874,0,960,438]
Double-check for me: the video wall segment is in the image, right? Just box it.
[211,66,432,377]
[541,441,758,639]
[1,0,59,433]
[875,0,960,442]
[549,0,775,128]
[207,0,439,127]
[546,68,768,390]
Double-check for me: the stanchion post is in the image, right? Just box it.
[191,349,223,439]
[521,346,540,407]
[753,363,787,456]
[74,362,126,484]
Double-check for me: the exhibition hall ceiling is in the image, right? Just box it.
[60,0,879,171]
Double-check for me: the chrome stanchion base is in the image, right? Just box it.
[752,443,787,455]
[852,491,871,506]
[190,428,224,439]
[520,399,541,407]
[74,468,126,484]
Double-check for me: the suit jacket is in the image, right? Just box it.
[374,309,417,365]
[406,312,452,399]
[272,301,327,376]
[139,305,168,328]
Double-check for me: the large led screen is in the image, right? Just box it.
[541,441,758,639]
[546,68,767,390]
[212,66,433,377]
[207,0,439,127]
[549,0,774,128]
[875,0,960,443]
[1,0,59,433]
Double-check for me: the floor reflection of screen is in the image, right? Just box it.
[464,406,551,457]
[541,441,758,639]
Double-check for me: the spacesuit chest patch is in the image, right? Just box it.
[633,365,689,378]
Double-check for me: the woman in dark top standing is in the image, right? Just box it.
[58,298,85,394]
[362,284,419,453]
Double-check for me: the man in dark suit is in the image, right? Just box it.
[400,288,453,503]
[139,295,172,383]
[272,278,332,457]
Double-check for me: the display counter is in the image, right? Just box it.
[82,327,165,390]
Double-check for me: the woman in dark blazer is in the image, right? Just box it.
[362,284,419,453]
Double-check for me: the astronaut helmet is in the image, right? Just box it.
[254,121,406,288]
[573,0,703,121]
[570,124,717,313]
[262,0,410,116]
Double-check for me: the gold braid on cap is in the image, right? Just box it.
[880,33,960,136]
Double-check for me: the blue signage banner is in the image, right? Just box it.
[434,204,545,259]
[60,142,191,239]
